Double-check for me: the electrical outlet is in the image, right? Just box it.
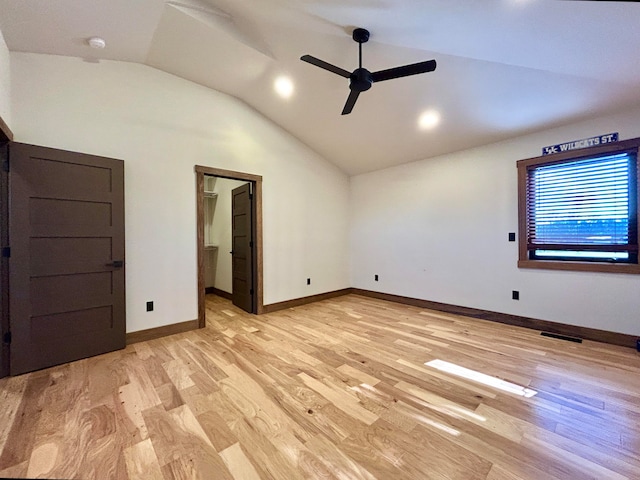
[375,274,379,281]
[307,278,311,285]
[508,232,516,242]
[146,301,154,312]
[512,291,519,300]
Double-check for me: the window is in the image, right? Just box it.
[517,137,640,274]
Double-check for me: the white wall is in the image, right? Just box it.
[10,52,350,333]
[0,28,10,128]
[12,53,637,338]
[209,177,247,293]
[351,107,640,336]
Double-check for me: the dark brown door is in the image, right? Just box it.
[231,183,254,313]
[9,143,125,375]
[1,143,9,378]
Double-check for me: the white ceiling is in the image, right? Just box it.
[1,0,640,175]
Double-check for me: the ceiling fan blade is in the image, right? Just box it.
[342,89,360,115]
[300,55,351,79]
[371,59,437,83]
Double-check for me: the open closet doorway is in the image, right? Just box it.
[195,166,263,327]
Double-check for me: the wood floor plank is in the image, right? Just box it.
[156,382,185,411]
[0,371,51,467]
[219,442,262,480]
[197,410,238,453]
[123,438,164,480]
[226,417,307,480]
[298,372,379,425]
[26,442,60,479]
[82,432,129,479]
[521,433,628,480]
[0,460,28,478]
[0,294,639,479]
[337,363,381,386]
[305,433,378,480]
[485,463,527,480]
[0,375,27,454]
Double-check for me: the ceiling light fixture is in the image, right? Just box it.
[418,110,440,130]
[88,37,106,49]
[274,76,294,99]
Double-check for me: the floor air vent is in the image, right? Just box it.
[540,332,583,343]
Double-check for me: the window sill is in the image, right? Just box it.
[518,259,640,274]
[518,260,640,274]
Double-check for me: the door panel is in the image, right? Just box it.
[30,272,113,316]
[231,183,254,313]
[9,143,125,375]
[30,306,113,343]
[19,156,113,197]
[30,198,112,228]
[30,237,112,276]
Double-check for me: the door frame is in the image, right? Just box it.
[195,165,263,327]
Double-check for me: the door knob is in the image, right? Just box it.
[106,260,124,268]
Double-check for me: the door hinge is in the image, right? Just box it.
[1,247,9,258]
[249,241,253,248]
[250,289,254,295]
[2,331,10,345]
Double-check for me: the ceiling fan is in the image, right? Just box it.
[300,28,437,115]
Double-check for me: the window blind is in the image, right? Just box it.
[526,151,638,261]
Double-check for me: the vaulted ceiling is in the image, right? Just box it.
[1,0,640,174]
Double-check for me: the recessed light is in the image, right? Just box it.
[274,76,294,99]
[418,110,440,130]
[88,37,106,49]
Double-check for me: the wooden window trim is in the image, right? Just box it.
[517,137,640,274]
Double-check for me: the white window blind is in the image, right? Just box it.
[526,152,638,262]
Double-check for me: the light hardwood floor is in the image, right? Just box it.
[1,294,639,479]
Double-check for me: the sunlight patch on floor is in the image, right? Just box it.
[425,359,537,398]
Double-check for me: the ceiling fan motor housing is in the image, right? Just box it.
[351,68,373,92]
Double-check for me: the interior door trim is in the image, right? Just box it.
[195,165,263,327]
